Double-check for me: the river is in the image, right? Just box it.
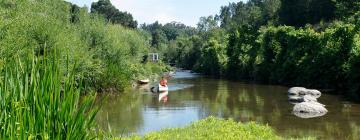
[95,71,360,139]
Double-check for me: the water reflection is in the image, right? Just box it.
[293,111,327,119]
[96,72,360,139]
[158,91,168,103]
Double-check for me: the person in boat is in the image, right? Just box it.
[159,76,168,87]
[150,76,168,93]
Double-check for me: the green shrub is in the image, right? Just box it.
[0,0,168,92]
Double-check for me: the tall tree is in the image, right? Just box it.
[335,0,360,19]
[279,0,335,27]
[91,0,137,28]
[197,16,218,32]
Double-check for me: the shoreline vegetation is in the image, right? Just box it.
[120,117,314,140]
[148,0,360,101]
[0,0,359,139]
[0,0,169,139]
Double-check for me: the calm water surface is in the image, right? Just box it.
[96,72,360,139]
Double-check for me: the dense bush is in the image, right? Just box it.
[171,20,360,99]
[223,22,360,96]
[0,0,167,92]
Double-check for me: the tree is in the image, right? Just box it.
[261,0,281,24]
[197,16,218,32]
[335,0,360,19]
[91,0,137,28]
[279,0,335,27]
[219,5,233,30]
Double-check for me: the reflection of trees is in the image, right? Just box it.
[95,75,360,139]
[187,76,360,139]
[95,92,144,136]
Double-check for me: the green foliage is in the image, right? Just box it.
[126,117,280,140]
[218,0,280,30]
[188,28,228,76]
[0,51,99,139]
[226,25,260,79]
[164,0,360,99]
[220,22,360,97]
[0,0,166,92]
[196,38,227,76]
[197,16,218,32]
[122,117,314,140]
[140,21,196,50]
[90,0,137,28]
[335,0,360,19]
[278,0,336,27]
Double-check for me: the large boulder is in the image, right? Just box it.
[293,102,327,114]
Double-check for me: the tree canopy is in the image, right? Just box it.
[91,0,137,28]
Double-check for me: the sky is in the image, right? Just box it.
[66,0,244,27]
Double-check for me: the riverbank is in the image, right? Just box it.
[119,117,313,140]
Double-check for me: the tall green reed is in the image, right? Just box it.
[0,50,99,139]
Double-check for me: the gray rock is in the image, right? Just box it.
[288,87,321,98]
[303,95,318,102]
[293,102,328,114]
[288,87,307,95]
[306,89,321,98]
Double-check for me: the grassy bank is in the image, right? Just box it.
[121,117,314,140]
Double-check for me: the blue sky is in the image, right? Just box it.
[66,0,245,27]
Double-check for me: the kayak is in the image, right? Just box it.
[158,84,168,92]
[151,84,168,93]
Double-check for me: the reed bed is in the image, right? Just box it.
[0,51,99,139]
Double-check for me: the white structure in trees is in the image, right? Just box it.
[148,53,159,62]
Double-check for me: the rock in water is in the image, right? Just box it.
[288,87,321,98]
[303,95,318,102]
[288,87,307,95]
[306,89,321,98]
[293,102,328,114]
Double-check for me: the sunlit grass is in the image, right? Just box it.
[0,51,99,139]
[120,117,315,140]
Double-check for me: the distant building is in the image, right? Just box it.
[148,53,159,62]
